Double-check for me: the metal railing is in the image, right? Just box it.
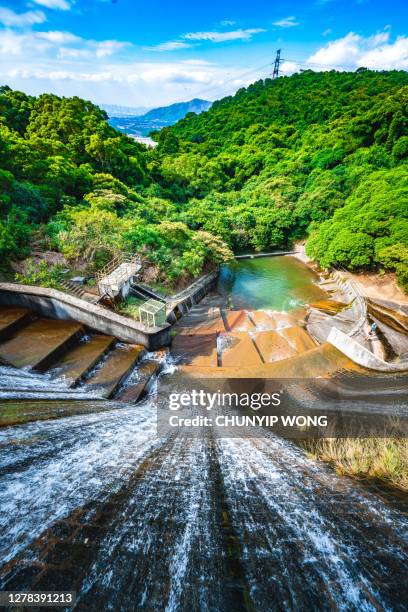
[95,253,141,283]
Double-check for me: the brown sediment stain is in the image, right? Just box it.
[51,335,116,386]
[280,326,318,354]
[252,330,297,363]
[0,308,32,342]
[172,332,218,367]
[219,332,263,368]
[247,310,277,330]
[367,300,408,335]
[0,319,84,370]
[180,344,360,379]
[116,360,160,403]
[83,344,145,398]
[309,300,350,315]
[222,310,255,332]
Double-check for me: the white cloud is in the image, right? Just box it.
[95,40,130,58]
[0,7,46,27]
[281,60,300,74]
[308,31,408,70]
[181,59,213,66]
[0,48,266,106]
[183,28,266,43]
[32,0,71,10]
[273,16,299,28]
[145,40,193,52]
[37,30,81,44]
[0,27,131,61]
[220,20,236,27]
[0,30,25,55]
[322,28,332,37]
[147,28,266,51]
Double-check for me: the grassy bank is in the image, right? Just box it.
[301,438,408,492]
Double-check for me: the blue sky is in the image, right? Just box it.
[1,0,407,107]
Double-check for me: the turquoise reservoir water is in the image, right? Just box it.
[217,255,326,311]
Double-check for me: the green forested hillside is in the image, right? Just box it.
[159,69,408,290]
[1,69,407,291]
[0,86,229,286]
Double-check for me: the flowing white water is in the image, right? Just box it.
[0,401,159,565]
[1,360,408,609]
[217,432,408,610]
[0,365,101,400]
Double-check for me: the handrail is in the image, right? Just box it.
[95,253,141,283]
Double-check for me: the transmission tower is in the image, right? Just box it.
[272,49,282,79]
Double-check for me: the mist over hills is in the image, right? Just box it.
[101,103,149,117]
[109,98,212,136]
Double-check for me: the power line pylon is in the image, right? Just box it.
[272,49,282,79]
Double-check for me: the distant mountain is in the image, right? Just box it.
[109,98,212,137]
[141,98,212,123]
[101,103,149,118]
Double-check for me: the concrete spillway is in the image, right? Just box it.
[1,256,407,609]
[0,401,407,609]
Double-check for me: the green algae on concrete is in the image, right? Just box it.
[0,399,110,427]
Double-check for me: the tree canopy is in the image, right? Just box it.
[1,69,407,291]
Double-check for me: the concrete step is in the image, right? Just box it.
[83,344,145,398]
[181,343,357,379]
[0,308,33,342]
[279,326,317,354]
[51,334,116,386]
[247,310,277,330]
[61,280,86,298]
[222,310,255,332]
[0,318,84,370]
[252,330,296,363]
[176,307,221,328]
[220,332,263,368]
[183,315,225,334]
[309,299,348,315]
[172,331,218,367]
[116,360,160,403]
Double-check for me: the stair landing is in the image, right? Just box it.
[0,318,83,370]
[84,344,145,398]
[51,334,115,386]
[0,308,32,341]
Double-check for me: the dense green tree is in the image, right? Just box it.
[1,70,407,290]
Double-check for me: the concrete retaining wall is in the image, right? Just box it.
[327,327,408,372]
[0,283,171,350]
[166,271,219,324]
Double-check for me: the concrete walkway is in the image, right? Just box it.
[235,251,295,259]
